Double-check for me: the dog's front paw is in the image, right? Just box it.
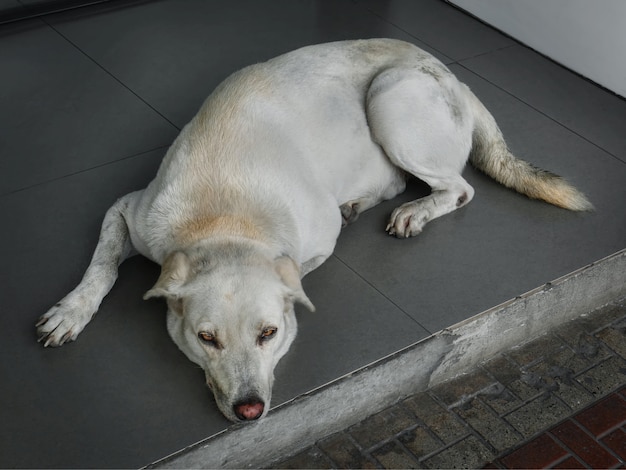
[386,202,430,238]
[36,296,94,347]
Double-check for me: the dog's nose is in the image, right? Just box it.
[233,399,265,421]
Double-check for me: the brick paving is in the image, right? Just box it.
[268,297,626,469]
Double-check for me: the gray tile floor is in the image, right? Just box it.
[1,1,625,468]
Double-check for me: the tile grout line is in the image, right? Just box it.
[454,60,626,167]
[387,437,422,468]
[424,389,501,462]
[447,0,624,129]
[5,0,113,25]
[569,406,626,465]
[41,16,181,132]
[545,429,583,467]
[345,432,380,468]
[0,144,170,198]
[332,254,434,335]
[357,3,455,65]
[357,1,522,65]
[447,43,517,64]
[383,424,427,467]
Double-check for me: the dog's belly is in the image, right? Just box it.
[280,113,406,267]
[331,141,406,208]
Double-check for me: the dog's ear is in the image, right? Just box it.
[144,251,191,315]
[275,256,315,312]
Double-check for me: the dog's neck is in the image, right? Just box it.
[174,214,266,246]
[173,210,301,269]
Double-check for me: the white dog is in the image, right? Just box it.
[36,39,591,422]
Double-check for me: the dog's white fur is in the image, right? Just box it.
[36,39,591,422]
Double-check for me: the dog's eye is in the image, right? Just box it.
[198,331,219,348]
[260,327,277,341]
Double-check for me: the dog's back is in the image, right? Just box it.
[127,39,423,262]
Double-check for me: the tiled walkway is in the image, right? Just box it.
[492,390,626,469]
[272,297,626,469]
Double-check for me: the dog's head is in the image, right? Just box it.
[144,245,314,422]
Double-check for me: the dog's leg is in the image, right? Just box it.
[36,193,138,346]
[340,201,360,227]
[386,176,474,237]
[339,197,375,227]
[367,69,475,238]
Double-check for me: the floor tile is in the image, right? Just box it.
[555,330,610,365]
[478,381,523,416]
[1,148,164,312]
[596,326,626,359]
[403,393,468,444]
[460,44,626,160]
[398,426,443,459]
[504,395,570,438]
[577,357,626,398]
[552,420,619,468]
[500,433,567,469]
[601,428,626,461]
[0,0,25,21]
[349,405,416,450]
[47,0,426,128]
[272,256,428,404]
[424,435,494,470]
[574,392,626,437]
[0,20,177,194]
[372,441,420,469]
[358,0,515,60]
[456,398,523,452]
[318,433,378,469]
[527,361,594,412]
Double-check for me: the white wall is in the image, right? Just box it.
[449,0,626,97]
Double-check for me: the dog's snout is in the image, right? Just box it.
[233,398,265,421]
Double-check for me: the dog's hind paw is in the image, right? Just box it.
[36,298,93,347]
[386,201,429,238]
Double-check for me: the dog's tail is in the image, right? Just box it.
[466,88,593,211]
